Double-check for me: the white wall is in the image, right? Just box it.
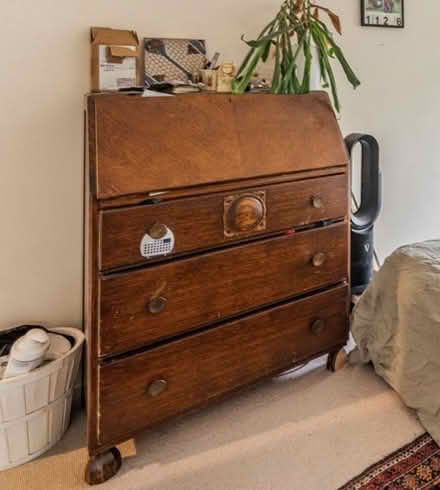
[1,0,439,331]
[325,0,440,264]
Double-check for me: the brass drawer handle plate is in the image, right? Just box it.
[312,252,326,267]
[224,191,266,238]
[147,379,168,397]
[148,296,168,314]
[311,319,326,335]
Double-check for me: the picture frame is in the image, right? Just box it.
[361,0,404,28]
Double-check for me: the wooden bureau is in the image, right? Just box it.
[84,92,350,484]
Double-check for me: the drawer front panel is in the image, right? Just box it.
[97,286,349,446]
[99,223,347,356]
[100,174,347,271]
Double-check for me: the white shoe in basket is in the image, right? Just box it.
[2,329,50,379]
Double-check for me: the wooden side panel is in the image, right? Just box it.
[99,223,348,356]
[99,174,348,271]
[90,92,349,199]
[84,99,100,452]
[98,285,349,446]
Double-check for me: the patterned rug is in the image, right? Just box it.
[339,433,440,490]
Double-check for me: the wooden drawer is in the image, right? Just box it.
[99,174,347,271]
[97,285,349,446]
[99,223,347,357]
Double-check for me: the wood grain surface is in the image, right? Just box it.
[98,223,348,356]
[88,92,349,199]
[97,285,349,446]
[99,174,347,271]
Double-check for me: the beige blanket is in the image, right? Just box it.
[351,240,440,443]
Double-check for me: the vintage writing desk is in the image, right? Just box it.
[84,92,350,484]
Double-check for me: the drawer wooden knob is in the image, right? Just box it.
[311,196,323,209]
[148,296,168,314]
[312,252,326,267]
[147,379,168,397]
[311,319,326,335]
[149,223,168,240]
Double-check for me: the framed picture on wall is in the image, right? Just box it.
[361,0,404,28]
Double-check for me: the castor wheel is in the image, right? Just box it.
[327,348,347,372]
[85,447,122,485]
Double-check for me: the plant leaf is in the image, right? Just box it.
[236,16,279,77]
[327,10,342,35]
[301,32,312,93]
[315,22,360,89]
[311,24,340,111]
[261,40,273,62]
[311,5,342,35]
[232,45,265,94]
[271,41,282,94]
[241,23,294,47]
[311,23,329,88]
[235,47,255,79]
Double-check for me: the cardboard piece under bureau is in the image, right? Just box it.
[84,92,350,484]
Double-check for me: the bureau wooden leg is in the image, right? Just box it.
[85,447,122,485]
[327,348,347,372]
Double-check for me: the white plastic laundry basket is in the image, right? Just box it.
[0,327,84,470]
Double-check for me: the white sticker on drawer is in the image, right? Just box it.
[140,227,175,259]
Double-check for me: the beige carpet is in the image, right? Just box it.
[0,358,423,490]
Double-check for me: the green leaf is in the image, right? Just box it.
[241,24,294,48]
[281,33,305,93]
[315,22,360,89]
[271,41,282,94]
[235,47,256,79]
[261,40,273,62]
[301,31,313,93]
[310,24,328,87]
[291,71,301,93]
[232,46,265,94]
[236,18,278,78]
[311,24,340,111]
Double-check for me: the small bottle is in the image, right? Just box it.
[3,329,50,379]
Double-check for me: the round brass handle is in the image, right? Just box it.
[311,196,323,209]
[147,379,168,397]
[148,296,168,314]
[149,223,168,240]
[312,252,326,267]
[311,319,326,335]
[226,195,265,233]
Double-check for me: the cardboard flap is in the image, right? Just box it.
[91,27,139,46]
[109,46,137,58]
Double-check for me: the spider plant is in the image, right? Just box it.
[232,0,360,112]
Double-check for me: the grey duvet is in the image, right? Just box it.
[351,240,440,443]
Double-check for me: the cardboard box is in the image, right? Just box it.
[91,27,140,91]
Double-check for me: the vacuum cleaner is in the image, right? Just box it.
[345,134,382,295]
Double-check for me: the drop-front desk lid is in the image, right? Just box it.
[87,92,349,200]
